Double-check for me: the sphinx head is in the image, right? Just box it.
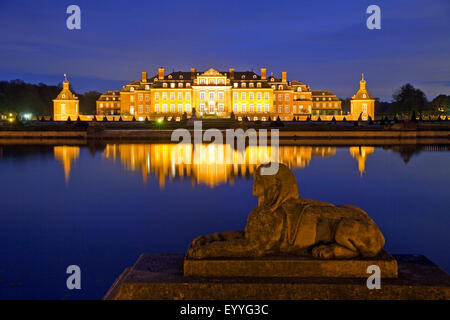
[253,163,299,212]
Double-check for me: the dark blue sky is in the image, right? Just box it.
[0,0,449,101]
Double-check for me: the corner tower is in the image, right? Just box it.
[350,74,375,120]
[53,74,79,121]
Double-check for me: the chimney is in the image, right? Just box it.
[190,68,196,79]
[282,71,287,83]
[141,71,147,82]
[229,68,235,79]
[158,67,164,80]
[260,68,267,80]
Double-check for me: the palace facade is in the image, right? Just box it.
[96,67,343,120]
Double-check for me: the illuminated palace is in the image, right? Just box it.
[96,67,348,121]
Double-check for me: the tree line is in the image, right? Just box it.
[0,80,100,116]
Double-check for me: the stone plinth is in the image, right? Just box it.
[104,253,450,300]
[184,250,397,278]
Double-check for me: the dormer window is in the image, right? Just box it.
[130,87,135,92]
[62,94,66,98]
[271,85,275,89]
[249,83,254,88]
[363,94,366,98]
[179,75,183,79]
[200,79,205,84]
[322,92,325,95]
[168,75,172,79]
[242,83,246,88]
[170,83,175,88]
[145,85,150,90]
[253,75,257,79]
[297,87,302,92]
[186,83,191,87]
[271,78,274,82]
[163,83,168,88]
[278,85,283,90]
[209,79,215,85]
[257,82,261,88]
[241,75,245,79]
[234,83,238,88]
[178,83,183,88]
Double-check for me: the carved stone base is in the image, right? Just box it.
[184,250,398,278]
[104,253,450,300]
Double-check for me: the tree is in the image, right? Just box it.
[431,94,450,115]
[392,83,428,114]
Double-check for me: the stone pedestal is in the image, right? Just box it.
[104,253,450,300]
[184,250,398,278]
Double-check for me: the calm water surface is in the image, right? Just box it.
[0,142,449,299]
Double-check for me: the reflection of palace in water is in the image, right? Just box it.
[103,144,337,187]
[54,146,80,182]
[349,146,374,176]
[48,144,383,184]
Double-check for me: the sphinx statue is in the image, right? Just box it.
[187,163,385,260]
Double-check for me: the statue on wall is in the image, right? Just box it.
[187,163,385,260]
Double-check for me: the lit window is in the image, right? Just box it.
[264,104,269,112]
[178,83,183,88]
[209,92,215,100]
[186,83,190,87]
[297,87,302,92]
[155,92,160,100]
[241,92,246,100]
[257,83,261,88]
[170,104,175,112]
[130,96,134,102]
[145,85,150,90]
[264,92,269,100]
[242,83,246,88]
[218,91,224,100]
[218,103,224,112]
[178,92,183,100]
[249,92,254,100]
[241,104,246,112]
[130,87,135,92]
[145,94,149,101]
[285,106,289,113]
[249,83,254,88]
[162,104,167,112]
[130,106,134,114]
[61,104,66,113]
[170,83,175,88]
[209,79,215,85]
[257,104,262,112]
[249,104,254,112]
[155,104,160,112]
[233,104,238,112]
[200,92,205,100]
[138,94,143,101]
[233,92,238,100]
[200,103,205,112]
[146,105,150,113]
[234,83,238,88]
[138,105,143,113]
[178,104,183,112]
[285,94,289,101]
[186,104,191,112]
[363,104,367,113]
[163,83,167,88]
[278,94,282,100]
[162,92,167,100]
[293,106,297,113]
[257,92,262,100]
[363,94,366,98]
[278,85,283,90]
[170,92,175,100]
[278,107,282,113]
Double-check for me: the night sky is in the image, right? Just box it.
[0,0,449,101]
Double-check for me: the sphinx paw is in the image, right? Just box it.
[312,245,334,259]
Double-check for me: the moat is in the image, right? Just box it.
[0,142,449,299]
